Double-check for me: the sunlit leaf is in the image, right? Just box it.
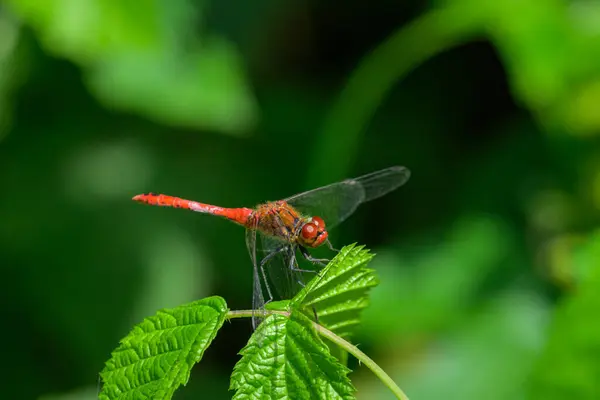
[230,312,355,400]
[293,244,378,341]
[99,296,228,400]
[231,244,376,398]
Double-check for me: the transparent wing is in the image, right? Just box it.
[245,222,266,330]
[286,166,410,230]
[258,234,305,300]
[353,165,411,202]
[245,215,308,331]
[257,220,321,326]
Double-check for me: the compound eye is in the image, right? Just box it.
[311,216,325,229]
[301,223,318,240]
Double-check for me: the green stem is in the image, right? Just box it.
[227,310,256,319]
[306,5,484,187]
[314,322,409,400]
[227,309,409,400]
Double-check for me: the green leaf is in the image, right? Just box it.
[389,288,547,400]
[0,11,25,141]
[4,0,163,60]
[5,0,257,135]
[99,296,228,400]
[87,37,257,134]
[363,214,513,339]
[230,311,355,400]
[437,0,600,135]
[39,385,99,400]
[293,244,379,341]
[527,230,600,399]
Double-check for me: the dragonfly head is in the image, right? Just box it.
[299,216,328,248]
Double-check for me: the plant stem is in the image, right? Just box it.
[227,310,409,400]
[314,322,409,400]
[227,310,256,319]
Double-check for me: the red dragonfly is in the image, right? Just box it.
[133,166,410,326]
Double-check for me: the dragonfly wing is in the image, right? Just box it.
[245,222,265,330]
[246,213,314,330]
[286,180,365,231]
[286,166,410,230]
[257,233,304,300]
[353,165,411,202]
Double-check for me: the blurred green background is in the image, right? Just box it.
[1,0,600,399]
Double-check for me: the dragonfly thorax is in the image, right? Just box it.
[251,201,328,248]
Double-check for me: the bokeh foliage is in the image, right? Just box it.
[1,0,600,399]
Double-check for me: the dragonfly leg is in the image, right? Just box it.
[259,246,286,268]
[325,239,339,252]
[291,267,320,274]
[259,246,287,304]
[289,251,320,274]
[291,249,320,324]
[311,306,319,324]
[260,267,273,305]
[299,245,329,267]
[260,266,273,305]
[295,253,320,323]
[284,253,312,292]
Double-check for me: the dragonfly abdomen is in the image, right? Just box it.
[132,193,252,225]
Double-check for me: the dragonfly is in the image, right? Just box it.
[132,166,410,327]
